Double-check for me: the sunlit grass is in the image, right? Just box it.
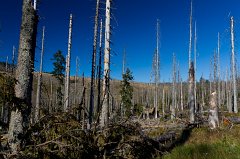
[162,125,240,159]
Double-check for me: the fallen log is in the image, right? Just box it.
[227,117,240,124]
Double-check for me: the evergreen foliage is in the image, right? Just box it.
[120,68,134,117]
[51,50,65,110]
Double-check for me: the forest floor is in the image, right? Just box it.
[155,115,240,159]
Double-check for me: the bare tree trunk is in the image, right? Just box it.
[188,0,193,70]
[50,78,53,113]
[122,48,126,75]
[33,0,37,10]
[154,19,160,119]
[226,67,231,112]
[64,14,73,112]
[34,26,45,123]
[201,76,204,114]
[181,78,184,111]
[89,0,100,126]
[97,19,103,117]
[209,57,213,94]
[194,21,197,113]
[171,53,176,120]
[209,92,219,129]
[217,32,221,109]
[189,62,195,123]
[8,0,38,154]
[100,0,111,128]
[12,46,16,74]
[74,56,79,116]
[81,73,86,130]
[162,88,165,117]
[230,16,238,113]
[5,56,8,72]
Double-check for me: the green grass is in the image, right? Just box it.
[163,142,240,159]
[161,125,240,159]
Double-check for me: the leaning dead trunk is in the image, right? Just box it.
[8,0,38,154]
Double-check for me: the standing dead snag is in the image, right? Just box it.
[8,0,38,154]
[217,32,221,108]
[100,0,111,128]
[64,14,73,112]
[230,16,238,113]
[171,53,176,120]
[189,62,195,123]
[194,21,197,113]
[209,92,219,129]
[35,26,45,123]
[188,0,193,71]
[97,19,103,117]
[89,0,100,126]
[154,19,160,119]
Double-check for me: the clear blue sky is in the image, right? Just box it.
[1,0,240,82]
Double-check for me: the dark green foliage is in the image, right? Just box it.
[120,68,134,117]
[51,50,65,85]
[51,51,65,109]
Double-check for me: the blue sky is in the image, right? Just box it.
[1,0,240,82]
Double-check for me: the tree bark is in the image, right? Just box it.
[64,14,73,112]
[89,0,100,126]
[230,16,238,113]
[8,0,38,154]
[209,92,219,129]
[100,0,111,128]
[189,62,195,123]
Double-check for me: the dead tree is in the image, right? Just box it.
[64,14,73,112]
[180,78,183,111]
[122,48,126,75]
[213,51,218,93]
[89,0,100,126]
[162,88,165,117]
[194,21,197,113]
[34,26,45,123]
[154,19,160,119]
[12,46,16,74]
[5,56,8,72]
[8,0,38,154]
[217,32,221,108]
[189,62,195,123]
[74,56,79,113]
[209,92,219,129]
[96,19,103,116]
[171,53,176,120]
[100,0,111,128]
[230,16,238,113]
[81,73,86,130]
[188,0,193,70]
[226,67,231,112]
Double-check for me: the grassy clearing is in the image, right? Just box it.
[162,125,240,159]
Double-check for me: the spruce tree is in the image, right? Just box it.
[51,50,65,111]
[120,68,134,117]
